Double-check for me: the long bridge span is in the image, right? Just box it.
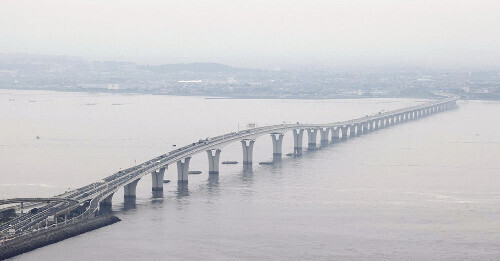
[0,95,458,240]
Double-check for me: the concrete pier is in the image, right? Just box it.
[207,149,221,174]
[151,167,166,191]
[346,125,356,137]
[332,127,341,142]
[307,129,318,149]
[99,193,114,207]
[271,133,284,157]
[320,128,329,144]
[177,157,191,183]
[124,178,140,199]
[241,139,255,164]
[341,126,349,139]
[293,129,304,155]
[355,123,362,135]
[363,121,369,133]
[380,118,386,128]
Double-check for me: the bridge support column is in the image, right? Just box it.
[207,149,221,174]
[177,157,191,183]
[332,127,341,142]
[356,124,363,135]
[320,128,329,145]
[100,193,114,207]
[152,167,167,192]
[293,129,304,155]
[307,129,318,149]
[342,126,350,139]
[271,133,283,157]
[241,140,255,164]
[365,121,371,133]
[344,125,351,137]
[124,178,140,199]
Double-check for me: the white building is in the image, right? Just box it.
[107,83,120,90]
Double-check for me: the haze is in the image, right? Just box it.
[1,0,499,69]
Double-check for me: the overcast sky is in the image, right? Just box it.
[1,0,499,69]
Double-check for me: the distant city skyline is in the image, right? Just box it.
[1,0,500,69]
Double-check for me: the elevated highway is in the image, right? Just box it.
[0,95,458,240]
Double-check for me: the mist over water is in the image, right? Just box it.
[1,90,499,260]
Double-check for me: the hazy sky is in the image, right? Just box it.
[1,0,499,69]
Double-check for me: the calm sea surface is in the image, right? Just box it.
[1,90,499,260]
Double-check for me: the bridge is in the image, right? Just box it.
[0,95,458,240]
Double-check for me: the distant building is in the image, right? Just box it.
[108,83,120,90]
[178,80,202,83]
[227,77,237,84]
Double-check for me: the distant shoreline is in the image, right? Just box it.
[0,86,451,100]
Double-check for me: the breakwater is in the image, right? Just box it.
[0,215,121,260]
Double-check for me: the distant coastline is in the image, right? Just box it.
[0,86,452,100]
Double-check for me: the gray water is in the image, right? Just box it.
[1,90,499,260]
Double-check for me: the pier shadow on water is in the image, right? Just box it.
[206,173,220,197]
[123,198,137,210]
[176,183,189,198]
[241,165,253,183]
[151,190,164,199]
